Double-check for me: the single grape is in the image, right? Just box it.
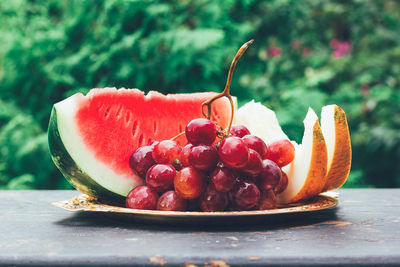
[179,144,193,167]
[232,180,261,210]
[199,184,229,212]
[157,191,187,211]
[230,124,251,138]
[258,189,277,210]
[275,170,289,194]
[185,118,217,145]
[210,166,237,192]
[241,149,263,178]
[242,135,268,159]
[145,164,176,193]
[257,159,282,190]
[152,140,182,165]
[126,186,158,210]
[218,136,249,169]
[189,145,219,171]
[174,167,205,199]
[265,139,295,167]
[129,145,156,178]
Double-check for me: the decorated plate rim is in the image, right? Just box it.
[52,192,338,217]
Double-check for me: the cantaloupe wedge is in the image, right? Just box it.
[277,108,328,203]
[320,105,352,192]
[235,103,329,203]
[235,101,352,203]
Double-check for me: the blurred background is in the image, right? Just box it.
[0,0,399,190]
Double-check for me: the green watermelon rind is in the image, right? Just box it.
[48,107,125,203]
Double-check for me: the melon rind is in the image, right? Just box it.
[48,95,143,202]
[48,108,126,202]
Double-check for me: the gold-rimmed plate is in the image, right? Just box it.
[53,193,338,225]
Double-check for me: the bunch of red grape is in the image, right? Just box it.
[126,118,295,212]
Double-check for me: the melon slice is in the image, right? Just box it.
[320,105,352,192]
[48,88,231,201]
[234,100,289,143]
[235,102,329,203]
[277,108,328,203]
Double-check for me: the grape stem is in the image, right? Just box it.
[170,131,185,141]
[201,39,254,138]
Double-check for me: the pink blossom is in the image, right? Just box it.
[302,47,312,56]
[292,40,301,50]
[330,39,340,49]
[361,84,370,96]
[330,39,352,58]
[268,46,282,58]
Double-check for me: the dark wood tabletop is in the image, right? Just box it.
[1,189,399,266]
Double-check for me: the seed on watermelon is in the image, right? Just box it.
[174,167,205,199]
[242,135,268,159]
[157,191,187,211]
[257,159,282,190]
[198,184,229,212]
[210,166,236,193]
[185,118,217,145]
[145,164,176,193]
[152,140,182,165]
[218,136,249,169]
[188,145,219,171]
[129,145,156,178]
[126,186,159,210]
[230,124,251,138]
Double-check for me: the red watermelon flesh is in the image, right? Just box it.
[73,88,231,178]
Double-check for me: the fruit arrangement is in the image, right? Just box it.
[126,118,293,211]
[48,40,351,212]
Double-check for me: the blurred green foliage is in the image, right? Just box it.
[0,0,399,189]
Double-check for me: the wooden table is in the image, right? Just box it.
[1,189,399,266]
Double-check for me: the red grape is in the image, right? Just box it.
[157,191,187,211]
[242,135,268,158]
[179,144,193,167]
[145,164,176,193]
[258,189,277,210]
[210,166,237,192]
[218,136,249,169]
[232,180,260,210]
[230,124,251,138]
[199,184,229,212]
[185,118,217,145]
[129,145,156,178]
[257,159,282,190]
[174,167,205,199]
[126,186,158,210]
[152,140,182,165]
[275,170,289,194]
[189,145,219,171]
[241,149,263,178]
[265,139,295,167]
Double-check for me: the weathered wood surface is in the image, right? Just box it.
[0,189,399,266]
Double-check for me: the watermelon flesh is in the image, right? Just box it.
[49,88,231,201]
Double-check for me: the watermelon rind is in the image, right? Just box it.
[48,95,143,202]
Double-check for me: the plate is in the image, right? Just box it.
[52,193,338,225]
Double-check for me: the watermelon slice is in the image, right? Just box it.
[48,88,231,202]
